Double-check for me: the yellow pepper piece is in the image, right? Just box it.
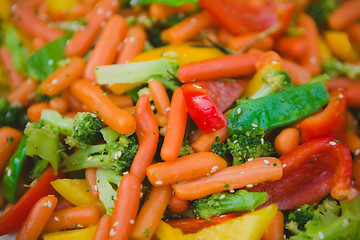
[0,0,10,20]
[318,37,333,61]
[108,43,224,94]
[46,0,79,14]
[51,179,105,213]
[155,204,278,240]
[43,225,97,240]
[324,31,358,62]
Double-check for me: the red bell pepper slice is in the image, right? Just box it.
[299,89,347,142]
[199,0,294,36]
[250,138,358,210]
[0,167,65,236]
[181,83,228,134]
[166,214,236,234]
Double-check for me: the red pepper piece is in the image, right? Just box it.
[0,167,65,236]
[181,84,228,134]
[199,0,294,36]
[299,89,347,142]
[166,214,236,234]
[250,138,358,210]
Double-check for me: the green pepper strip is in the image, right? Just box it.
[226,83,330,135]
[2,136,28,203]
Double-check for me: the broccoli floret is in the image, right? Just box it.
[211,136,227,157]
[178,140,195,157]
[307,0,339,28]
[226,127,275,165]
[0,98,28,129]
[29,157,49,180]
[286,197,360,240]
[64,135,139,175]
[250,69,293,99]
[287,205,317,231]
[323,58,360,79]
[194,190,268,220]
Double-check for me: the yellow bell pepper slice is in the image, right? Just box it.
[108,43,224,94]
[51,179,105,213]
[318,37,333,61]
[155,204,278,240]
[324,31,358,62]
[46,0,80,14]
[0,0,10,20]
[43,225,97,240]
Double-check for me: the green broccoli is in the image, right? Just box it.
[211,136,227,158]
[0,98,29,129]
[64,135,139,175]
[178,139,195,157]
[323,58,360,79]
[194,190,268,220]
[285,197,360,240]
[29,157,49,180]
[307,0,339,28]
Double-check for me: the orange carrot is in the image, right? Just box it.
[130,95,159,181]
[40,57,86,96]
[32,37,47,51]
[168,191,189,214]
[155,114,168,128]
[86,168,99,200]
[274,128,300,156]
[191,126,228,153]
[70,80,136,134]
[109,174,141,240]
[27,103,49,122]
[146,152,228,186]
[0,127,23,174]
[148,79,171,117]
[108,94,134,109]
[173,157,283,200]
[7,78,37,106]
[130,186,172,240]
[344,130,360,155]
[346,81,360,108]
[43,205,100,232]
[328,0,360,30]
[14,0,42,9]
[123,106,137,115]
[297,13,321,76]
[16,196,58,240]
[161,11,214,44]
[347,22,360,47]
[11,5,64,42]
[84,15,127,82]
[254,50,282,71]
[160,88,188,161]
[93,214,111,240]
[227,33,274,52]
[48,96,68,115]
[62,89,90,112]
[149,3,194,20]
[262,210,284,240]
[116,25,147,64]
[218,28,235,44]
[275,36,306,58]
[282,58,311,85]
[65,0,120,57]
[177,52,260,83]
[0,46,24,90]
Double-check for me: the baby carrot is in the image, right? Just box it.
[0,127,23,174]
[130,95,159,181]
[48,96,68,115]
[108,95,133,109]
[27,102,49,122]
[155,114,167,128]
[160,88,188,161]
[16,195,58,240]
[130,186,172,240]
[168,191,189,214]
[32,37,46,51]
[177,52,260,83]
[262,210,284,240]
[65,0,119,57]
[347,22,360,47]
[146,152,228,186]
[344,130,360,155]
[116,25,147,64]
[161,11,214,44]
[85,168,99,200]
[11,5,64,42]
[84,14,127,82]
[149,3,194,20]
[275,36,306,58]
[227,33,274,52]
[346,81,360,108]
[62,89,90,113]
[93,214,111,240]
[0,46,24,89]
[173,157,283,200]
[7,78,37,107]
[282,58,311,85]
[70,80,136,134]
[274,128,300,156]
[40,57,86,96]
[148,79,171,117]
[109,174,141,240]
[191,126,228,153]
[43,204,100,232]
[328,0,360,30]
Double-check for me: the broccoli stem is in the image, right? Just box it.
[41,109,73,136]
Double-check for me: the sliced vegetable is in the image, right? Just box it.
[96,168,121,215]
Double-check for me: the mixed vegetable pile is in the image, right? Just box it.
[1,0,360,239]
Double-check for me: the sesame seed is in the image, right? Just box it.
[130,219,135,224]
[342,219,350,228]
[97,8,104,15]
[252,124,258,128]
[109,228,116,236]
[114,196,117,200]
[329,141,336,146]
[113,221,119,227]
[52,78,58,85]
[47,201,52,208]
[94,185,98,192]
[247,184,254,188]
[54,217,59,222]
[48,59,54,65]
[7,169,11,177]
[123,171,129,175]
[140,192,143,198]
[105,11,112,18]
[129,36,136,43]
[263,159,270,165]
[87,156,93,161]
[261,138,264,145]
[156,180,163,185]
[318,231,325,239]
[165,107,171,112]
[339,93,344,98]
[229,189,235,193]
[248,158,253,162]
[237,108,241,114]
[210,166,218,173]
[239,171,246,174]
[282,164,287,168]
[42,202,48,207]
[355,149,360,156]
[219,194,225,199]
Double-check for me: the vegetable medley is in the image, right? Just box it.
[1,0,360,239]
